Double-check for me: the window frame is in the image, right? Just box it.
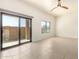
[0,9,33,50]
[41,21,51,33]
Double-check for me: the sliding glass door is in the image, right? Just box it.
[2,14,19,48]
[20,18,31,43]
[1,14,32,49]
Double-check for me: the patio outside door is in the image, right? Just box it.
[20,18,31,43]
[2,14,19,48]
[1,14,32,49]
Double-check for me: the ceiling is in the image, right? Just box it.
[22,0,77,16]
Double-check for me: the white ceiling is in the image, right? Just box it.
[22,0,77,16]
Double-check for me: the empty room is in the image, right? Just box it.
[0,0,78,59]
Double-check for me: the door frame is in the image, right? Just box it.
[0,11,32,50]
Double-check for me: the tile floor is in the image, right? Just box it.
[0,37,78,59]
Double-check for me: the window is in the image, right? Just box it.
[20,18,31,43]
[1,13,32,49]
[41,21,50,33]
[2,14,19,48]
[0,9,33,49]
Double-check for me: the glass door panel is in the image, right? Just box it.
[20,18,30,43]
[2,14,19,48]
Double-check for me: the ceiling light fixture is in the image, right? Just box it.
[51,0,68,11]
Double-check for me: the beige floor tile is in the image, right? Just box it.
[0,37,78,59]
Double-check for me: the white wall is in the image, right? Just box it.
[0,0,56,41]
[56,11,78,38]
